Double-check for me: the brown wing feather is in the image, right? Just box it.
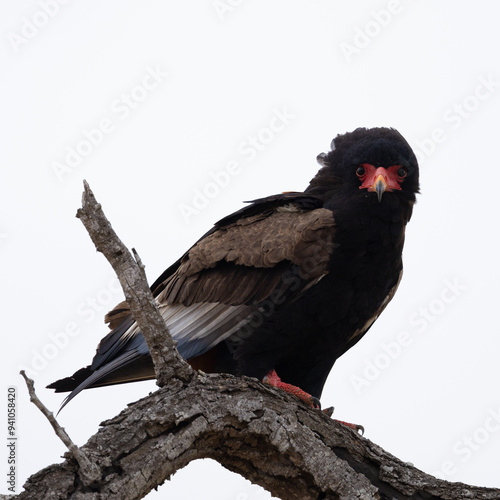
[104,301,129,330]
[103,206,336,327]
[158,207,335,306]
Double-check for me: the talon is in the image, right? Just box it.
[322,406,334,417]
[335,419,365,435]
[310,396,321,409]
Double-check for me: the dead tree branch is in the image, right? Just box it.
[76,180,192,386]
[19,371,100,487]
[11,375,500,500]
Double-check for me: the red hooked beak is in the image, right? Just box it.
[358,164,404,202]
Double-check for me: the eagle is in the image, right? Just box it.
[48,127,419,413]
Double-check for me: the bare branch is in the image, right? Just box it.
[76,180,192,386]
[19,371,100,487]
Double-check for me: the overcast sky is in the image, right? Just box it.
[2,2,500,499]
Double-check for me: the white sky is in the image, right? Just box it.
[2,1,500,498]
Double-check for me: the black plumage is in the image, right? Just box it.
[48,127,419,410]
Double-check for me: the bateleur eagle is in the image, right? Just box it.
[48,127,419,413]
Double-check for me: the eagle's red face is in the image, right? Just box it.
[308,128,419,205]
[356,163,408,202]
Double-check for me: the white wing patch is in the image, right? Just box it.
[161,302,249,340]
[116,301,254,360]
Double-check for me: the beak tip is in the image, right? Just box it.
[375,180,386,202]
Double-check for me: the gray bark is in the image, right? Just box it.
[7,374,500,500]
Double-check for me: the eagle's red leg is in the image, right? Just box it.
[263,369,320,408]
[263,369,364,434]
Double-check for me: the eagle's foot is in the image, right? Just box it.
[262,370,364,434]
[321,407,364,434]
[334,419,365,435]
[263,369,320,409]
